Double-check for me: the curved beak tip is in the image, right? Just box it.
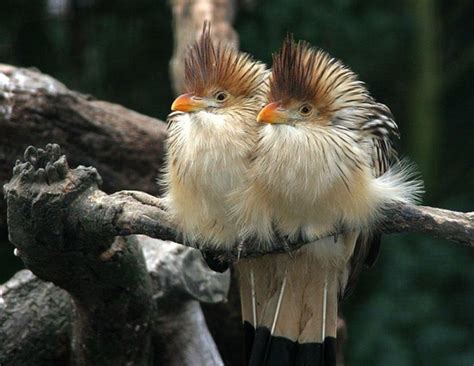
[171,94,189,112]
[170,100,181,111]
[171,93,204,112]
[257,102,284,124]
[256,110,266,123]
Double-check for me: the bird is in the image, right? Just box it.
[162,23,268,261]
[231,36,423,365]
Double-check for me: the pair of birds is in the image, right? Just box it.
[162,24,421,366]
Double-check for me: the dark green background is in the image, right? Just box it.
[1,1,473,365]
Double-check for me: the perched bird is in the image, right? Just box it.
[233,37,422,365]
[162,24,268,255]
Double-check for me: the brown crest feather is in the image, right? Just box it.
[184,22,266,97]
[270,35,369,115]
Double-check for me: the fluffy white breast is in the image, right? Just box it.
[232,123,380,252]
[257,124,353,202]
[257,124,372,235]
[163,111,255,249]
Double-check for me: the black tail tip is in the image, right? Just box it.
[244,322,337,366]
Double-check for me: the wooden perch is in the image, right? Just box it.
[81,187,474,260]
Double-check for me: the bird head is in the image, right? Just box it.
[171,23,268,117]
[257,36,369,128]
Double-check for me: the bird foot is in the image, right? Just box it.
[116,190,163,208]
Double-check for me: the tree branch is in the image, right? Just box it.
[82,188,474,259]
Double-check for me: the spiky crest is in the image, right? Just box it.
[184,22,266,98]
[270,35,370,116]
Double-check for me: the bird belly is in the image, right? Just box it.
[164,115,251,249]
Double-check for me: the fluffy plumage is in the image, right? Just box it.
[162,24,268,249]
[234,36,423,364]
[234,36,422,247]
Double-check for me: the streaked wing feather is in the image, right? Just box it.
[342,103,398,300]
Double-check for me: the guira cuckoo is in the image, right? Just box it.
[162,25,268,258]
[233,37,423,365]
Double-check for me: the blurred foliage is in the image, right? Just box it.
[0,0,174,117]
[0,0,473,365]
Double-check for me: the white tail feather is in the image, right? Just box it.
[250,268,257,327]
[373,158,424,206]
[321,276,328,341]
[271,268,288,335]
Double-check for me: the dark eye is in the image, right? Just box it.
[215,91,229,102]
[299,104,313,116]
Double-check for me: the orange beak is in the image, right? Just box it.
[171,93,209,112]
[257,102,289,124]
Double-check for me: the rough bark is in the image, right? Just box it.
[0,236,228,366]
[0,270,73,365]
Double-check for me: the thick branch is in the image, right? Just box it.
[81,189,474,259]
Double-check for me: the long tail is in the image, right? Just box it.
[237,244,340,366]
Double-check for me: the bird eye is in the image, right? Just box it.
[215,91,229,103]
[298,104,313,116]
